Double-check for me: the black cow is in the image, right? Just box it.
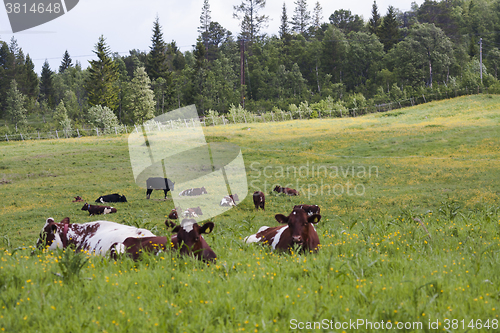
[146,177,175,199]
[95,193,127,203]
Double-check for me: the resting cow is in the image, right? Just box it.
[274,185,299,196]
[122,219,216,262]
[245,207,321,253]
[72,196,84,202]
[81,203,117,216]
[293,204,320,216]
[179,187,207,196]
[220,194,239,207]
[182,207,203,218]
[168,208,179,219]
[253,191,265,210]
[146,177,175,199]
[95,193,127,203]
[35,217,155,256]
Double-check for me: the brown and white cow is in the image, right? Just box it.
[122,219,216,262]
[179,187,208,196]
[182,206,203,218]
[274,185,300,196]
[81,203,117,216]
[36,217,155,256]
[72,196,84,202]
[220,194,239,207]
[293,204,320,216]
[168,208,180,219]
[245,208,321,253]
[253,191,265,210]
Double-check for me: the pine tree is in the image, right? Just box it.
[0,41,14,116]
[146,16,169,81]
[59,50,73,73]
[369,1,381,35]
[39,60,55,108]
[292,0,311,34]
[379,5,400,52]
[312,1,323,29]
[6,79,27,130]
[126,67,155,124]
[85,35,120,111]
[279,2,290,39]
[233,0,269,42]
[198,0,212,49]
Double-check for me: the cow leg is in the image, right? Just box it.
[163,189,168,199]
[146,189,153,199]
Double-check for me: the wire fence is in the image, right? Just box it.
[0,86,492,142]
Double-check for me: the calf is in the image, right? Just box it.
[81,203,117,216]
[220,194,239,207]
[168,208,180,219]
[253,191,265,210]
[95,193,127,203]
[182,207,203,218]
[179,187,208,196]
[245,207,321,253]
[72,196,84,202]
[146,177,175,199]
[293,204,320,216]
[36,217,155,256]
[122,219,216,262]
[274,185,299,196]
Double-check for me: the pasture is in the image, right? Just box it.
[0,95,499,332]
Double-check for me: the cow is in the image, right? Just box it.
[245,207,321,253]
[179,187,208,196]
[253,191,265,210]
[220,194,239,207]
[95,193,127,203]
[274,185,300,196]
[35,217,155,256]
[81,203,117,216]
[293,204,320,216]
[168,208,180,219]
[121,219,216,262]
[146,177,175,199]
[182,207,203,218]
[72,196,84,202]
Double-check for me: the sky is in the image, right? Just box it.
[0,0,424,74]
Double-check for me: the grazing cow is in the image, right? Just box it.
[253,191,265,210]
[220,194,239,207]
[95,193,127,203]
[293,204,320,216]
[121,219,216,262]
[35,217,155,256]
[274,185,300,196]
[146,177,175,199]
[179,187,208,196]
[245,208,321,253]
[72,196,84,202]
[81,203,117,216]
[168,208,180,219]
[182,207,203,218]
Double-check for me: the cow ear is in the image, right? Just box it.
[275,214,289,224]
[200,222,215,234]
[60,217,70,224]
[172,225,181,233]
[308,214,321,224]
[50,224,57,234]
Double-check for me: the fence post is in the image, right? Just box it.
[271,113,274,122]
[5,134,8,142]
[243,114,247,123]
[232,114,236,123]
[115,127,117,135]
[422,95,426,103]
[124,125,127,133]
[38,131,40,140]
[55,130,59,139]
[77,129,80,137]
[318,110,321,118]
[95,128,99,136]
[289,112,293,120]
[299,111,302,120]
[134,125,138,133]
[20,133,24,141]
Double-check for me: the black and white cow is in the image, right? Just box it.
[95,194,127,203]
[146,177,175,199]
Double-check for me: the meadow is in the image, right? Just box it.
[0,95,499,332]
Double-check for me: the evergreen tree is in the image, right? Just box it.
[5,79,27,130]
[126,67,155,124]
[292,0,310,34]
[54,100,72,131]
[279,2,290,39]
[59,50,73,73]
[39,60,55,108]
[312,1,323,29]
[379,5,400,52]
[85,35,120,111]
[329,9,364,34]
[233,0,269,42]
[146,16,169,80]
[24,55,39,100]
[369,1,381,35]
[198,0,212,49]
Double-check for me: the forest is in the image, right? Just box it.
[1,0,500,133]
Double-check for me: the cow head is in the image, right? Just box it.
[168,179,175,191]
[36,217,70,250]
[167,219,216,262]
[275,208,321,246]
[81,203,89,211]
[201,187,207,194]
[119,195,128,202]
[273,186,282,193]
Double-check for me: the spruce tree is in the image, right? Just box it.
[279,2,290,39]
[379,5,400,52]
[59,50,73,73]
[292,0,311,34]
[85,35,120,111]
[198,0,212,49]
[369,1,381,36]
[312,1,323,29]
[146,16,169,81]
[39,60,55,108]
[24,55,39,100]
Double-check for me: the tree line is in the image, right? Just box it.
[1,0,500,133]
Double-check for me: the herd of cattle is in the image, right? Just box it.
[36,177,322,263]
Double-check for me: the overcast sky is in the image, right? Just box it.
[0,0,423,73]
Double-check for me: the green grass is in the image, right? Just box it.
[1,95,500,332]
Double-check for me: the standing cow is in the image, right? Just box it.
[253,191,265,210]
[146,177,175,199]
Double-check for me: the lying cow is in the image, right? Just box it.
[95,193,127,203]
[81,203,117,216]
[122,219,216,262]
[35,217,155,256]
[146,177,175,199]
[245,207,321,253]
[168,208,180,219]
[274,185,300,196]
[72,196,84,202]
[182,207,203,218]
[293,204,320,216]
[179,187,207,196]
[253,191,265,210]
[220,194,239,207]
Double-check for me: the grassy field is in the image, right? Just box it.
[0,95,499,332]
